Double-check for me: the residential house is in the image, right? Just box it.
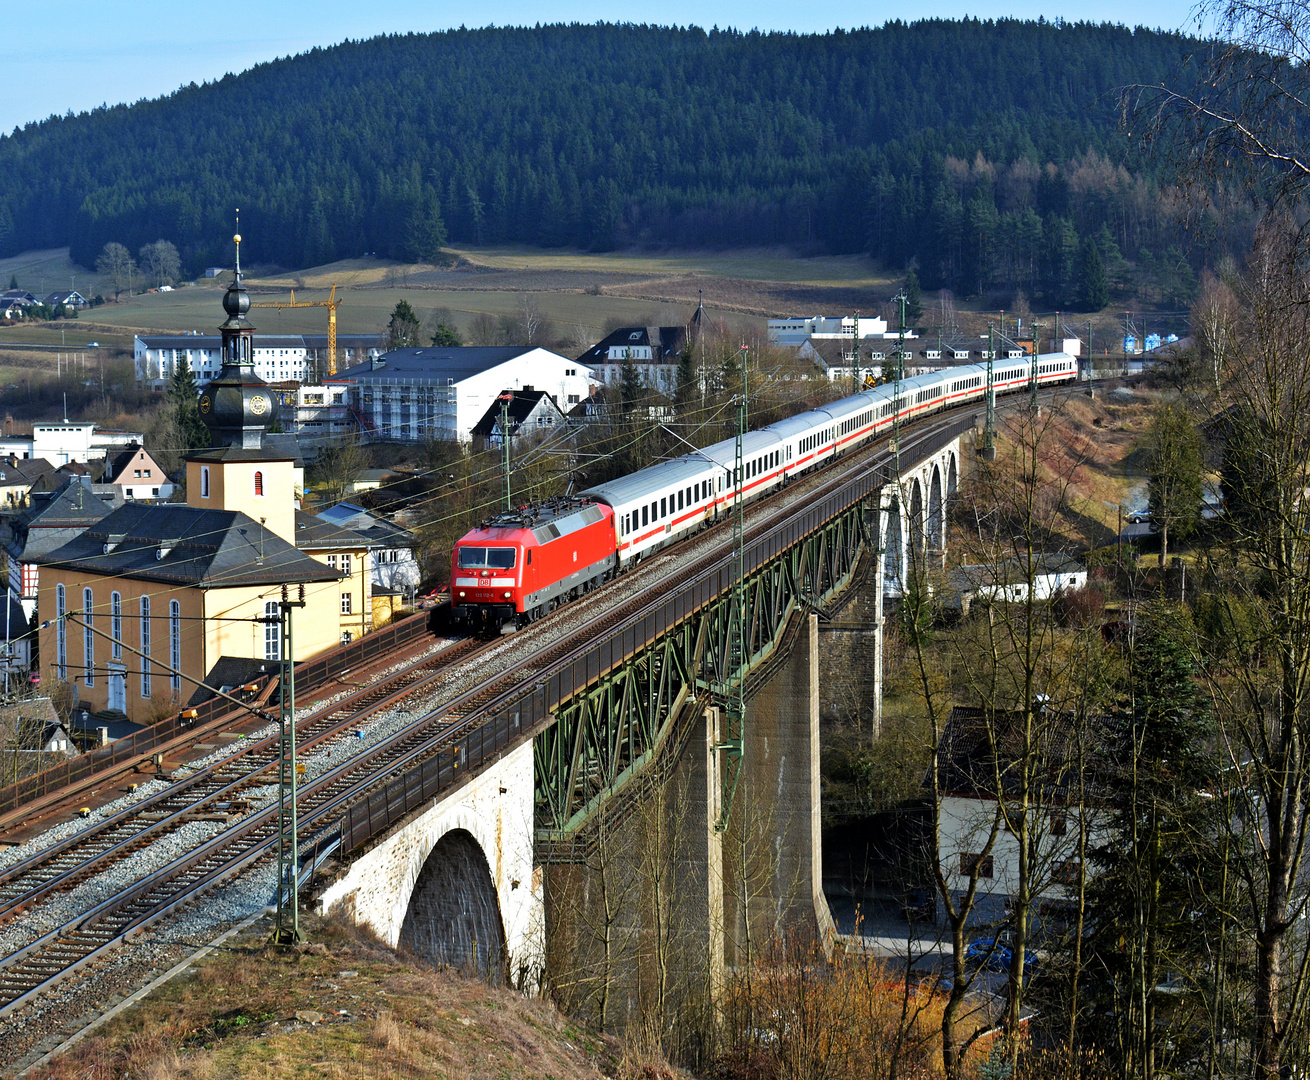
[0,456,59,508]
[104,444,175,501]
[950,554,1088,615]
[575,326,689,394]
[316,502,420,595]
[328,347,593,444]
[935,705,1110,931]
[0,422,143,466]
[43,291,90,311]
[292,512,373,645]
[469,389,567,450]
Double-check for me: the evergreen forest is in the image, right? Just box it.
[0,20,1219,305]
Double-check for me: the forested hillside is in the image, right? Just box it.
[0,20,1209,303]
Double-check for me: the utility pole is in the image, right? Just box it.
[1029,318,1044,411]
[851,310,860,395]
[892,291,907,473]
[716,343,749,832]
[272,583,307,945]
[499,392,513,510]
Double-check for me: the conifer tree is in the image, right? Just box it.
[1076,234,1110,312]
[169,362,209,450]
[386,300,423,349]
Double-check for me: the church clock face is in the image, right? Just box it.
[198,394,211,414]
[249,395,269,416]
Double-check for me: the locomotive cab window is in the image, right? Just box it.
[458,546,516,569]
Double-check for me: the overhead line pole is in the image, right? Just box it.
[272,583,307,946]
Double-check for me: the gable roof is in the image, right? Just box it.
[187,655,280,707]
[0,456,58,488]
[106,443,164,486]
[576,325,688,367]
[331,346,543,385]
[470,389,564,439]
[316,502,413,548]
[293,510,370,551]
[4,478,113,561]
[36,503,341,587]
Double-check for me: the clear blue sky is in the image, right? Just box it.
[6,0,1204,131]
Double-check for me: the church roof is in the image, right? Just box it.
[36,503,340,588]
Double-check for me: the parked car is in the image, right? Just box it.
[964,937,1038,978]
[1126,508,1151,524]
[86,341,99,347]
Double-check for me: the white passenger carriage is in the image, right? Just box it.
[582,353,1078,568]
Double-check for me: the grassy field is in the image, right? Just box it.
[0,245,902,356]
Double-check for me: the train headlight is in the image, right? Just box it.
[458,590,466,598]
[503,590,512,598]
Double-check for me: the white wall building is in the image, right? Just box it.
[769,314,919,348]
[315,502,421,594]
[0,423,142,466]
[951,554,1087,613]
[134,333,384,390]
[329,347,594,444]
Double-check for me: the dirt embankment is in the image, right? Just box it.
[27,914,688,1080]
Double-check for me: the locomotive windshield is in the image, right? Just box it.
[458,546,517,569]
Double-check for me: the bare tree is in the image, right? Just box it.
[95,242,136,301]
[138,240,181,289]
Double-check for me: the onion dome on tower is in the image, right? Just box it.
[198,228,275,449]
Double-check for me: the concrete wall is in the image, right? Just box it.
[316,738,543,990]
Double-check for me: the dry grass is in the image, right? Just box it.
[28,913,683,1080]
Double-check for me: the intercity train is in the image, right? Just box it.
[450,352,1079,632]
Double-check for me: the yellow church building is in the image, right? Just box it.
[36,237,368,719]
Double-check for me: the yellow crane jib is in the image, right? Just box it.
[251,285,343,376]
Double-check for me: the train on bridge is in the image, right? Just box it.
[451,353,1078,633]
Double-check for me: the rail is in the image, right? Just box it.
[0,611,430,817]
[337,413,976,853]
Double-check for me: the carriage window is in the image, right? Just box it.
[457,546,516,569]
[678,490,684,511]
[642,505,648,527]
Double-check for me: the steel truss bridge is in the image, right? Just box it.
[333,412,975,862]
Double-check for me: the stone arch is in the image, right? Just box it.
[946,451,959,503]
[882,493,906,596]
[399,828,508,983]
[928,463,944,551]
[908,477,925,557]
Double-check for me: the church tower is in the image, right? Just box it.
[186,228,297,543]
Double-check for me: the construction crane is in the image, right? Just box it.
[252,285,343,378]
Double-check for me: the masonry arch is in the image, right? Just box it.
[908,477,925,558]
[946,451,959,504]
[927,464,944,552]
[882,493,906,596]
[399,828,507,983]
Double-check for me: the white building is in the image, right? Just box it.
[329,347,594,444]
[133,333,384,390]
[0,423,142,466]
[315,502,420,593]
[768,314,919,348]
[575,325,689,393]
[951,554,1088,614]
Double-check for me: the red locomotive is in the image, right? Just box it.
[450,496,618,633]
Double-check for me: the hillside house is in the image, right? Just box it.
[104,445,175,501]
[950,554,1087,614]
[470,389,567,450]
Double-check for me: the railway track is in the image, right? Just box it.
[0,387,1066,1039]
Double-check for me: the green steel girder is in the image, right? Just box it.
[534,499,867,842]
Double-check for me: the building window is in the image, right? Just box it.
[960,853,994,879]
[170,600,181,693]
[56,583,66,679]
[254,471,264,497]
[327,555,337,570]
[200,466,210,499]
[341,554,352,576]
[264,600,280,660]
[341,592,353,615]
[140,596,151,698]
[83,587,94,687]
[110,591,122,659]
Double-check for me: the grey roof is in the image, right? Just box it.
[316,503,413,548]
[470,389,564,438]
[954,554,1087,589]
[0,596,27,639]
[5,478,113,561]
[187,655,279,707]
[36,503,341,588]
[0,456,58,487]
[576,326,688,367]
[331,346,537,383]
[294,510,369,551]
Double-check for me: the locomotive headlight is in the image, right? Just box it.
[503,590,512,598]
[458,590,466,598]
